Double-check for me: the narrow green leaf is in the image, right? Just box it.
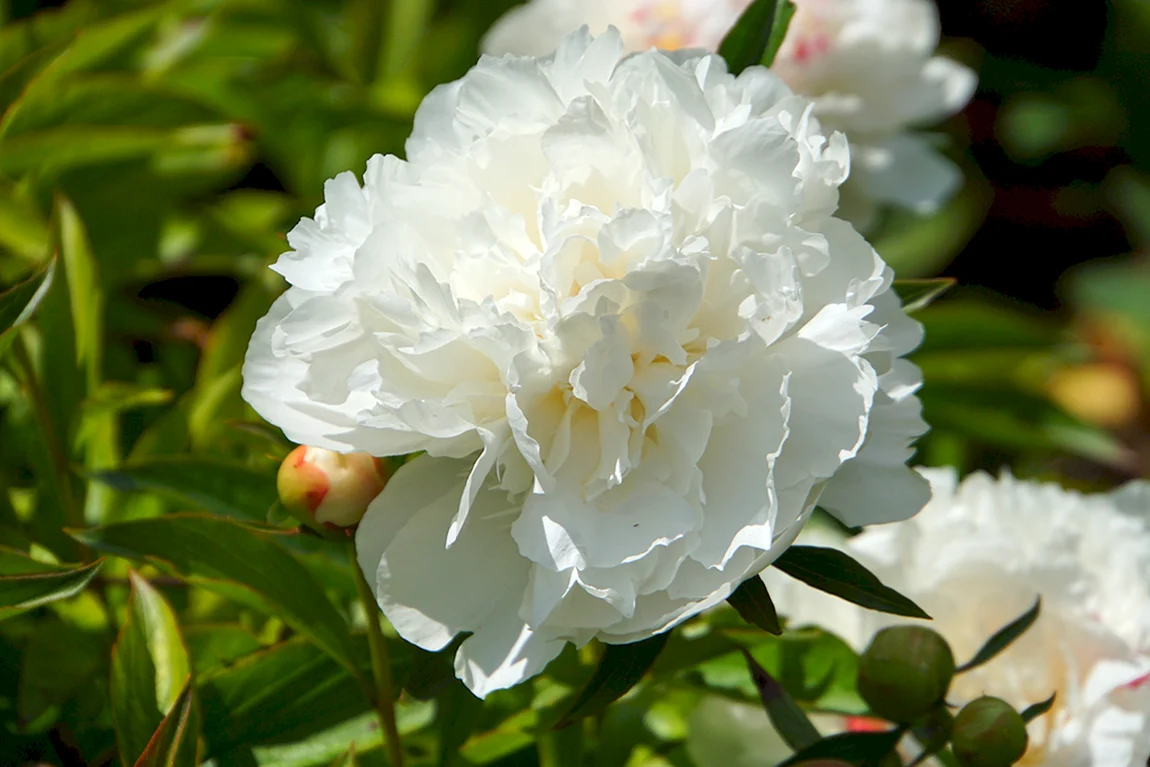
[0,258,55,340]
[93,457,278,520]
[762,0,796,67]
[777,727,906,767]
[718,0,787,75]
[184,624,264,676]
[556,634,670,727]
[891,278,956,313]
[70,514,358,672]
[1019,692,1056,723]
[328,746,360,767]
[111,571,192,765]
[956,598,1040,673]
[199,637,368,757]
[0,549,101,619]
[134,677,201,767]
[727,576,782,635]
[773,546,931,619]
[740,649,820,751]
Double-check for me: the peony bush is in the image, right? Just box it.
[0,0,1146,766]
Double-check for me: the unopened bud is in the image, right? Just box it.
[277,445,389,528]
[951,697,1029,767]
[857,626,955,723]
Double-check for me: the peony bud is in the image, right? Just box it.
[277,445,389,528]
[857,626,956,723]
[951,697,1029,767]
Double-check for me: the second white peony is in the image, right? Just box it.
[242,29,930,697]
[767,470,1150,767]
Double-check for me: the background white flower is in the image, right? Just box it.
[481,0,753,58]
[766,470,1150,767]
[772,0,978,229]
[242,29,930,698]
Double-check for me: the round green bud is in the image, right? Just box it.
[857,626,956,722]
[951,696,1029,767]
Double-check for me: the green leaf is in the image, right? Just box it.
[891,278,956,313]
[956,598,1040,673]
[199,637,369,757]
[773,546,931,619]
[726,576,782,635]
[555,634,669,727]
[1020,692,1056,723]
[0,257,55,346]
[718,0,795,75]
[93,457,278,521]
[111,571,193,765]
[184,624,264,676]
[777,727,906,767]
[740,648,819,751]
[135,677,201,767]
[0,548,102,619]
[71,514,358,672]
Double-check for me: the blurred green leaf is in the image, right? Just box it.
[111,571,193,765]
[773,546,931,619]
[955,598,1040,673]
[916,301,1060,353]
[93,457,278,521]
[718,0,792,75]
[72,514,359,672]
[556,634,669,727]
[0,257,54,359]
[892,278,956,314]
[0,547,101,619]
[200,637,368,757]
[185,624,265,676]
[777,727,905,767]
[135,677,201,767]
[726,577,782,635]
[740,648,819,751]
[1020,692,1056,723]
[17,614,108,730]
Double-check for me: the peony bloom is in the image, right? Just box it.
[242,29,930,698]
[481,0,754,58]
[766,470,1150,767]
[772,0,977,229]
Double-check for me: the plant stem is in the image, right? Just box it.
[350,544,404,767]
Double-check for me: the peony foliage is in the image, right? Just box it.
[0,0,1146,766]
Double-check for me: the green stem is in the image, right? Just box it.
[351,545,404,767]
[13,336,86,555]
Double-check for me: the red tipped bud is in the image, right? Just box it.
[277,446,389,528]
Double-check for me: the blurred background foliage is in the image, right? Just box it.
[0,0,1148,765]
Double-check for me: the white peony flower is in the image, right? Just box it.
[766,470,1150,767]
[242,28,930,698]
[772,0,978,229]
[482,0,753,58]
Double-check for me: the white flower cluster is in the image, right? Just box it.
[242,29,929,697]
[766,470,1150,767]
[483,0,977,229]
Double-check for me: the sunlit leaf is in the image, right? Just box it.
[0,547,101,620]
[892,278,956,313]
[71,514,359,672]
[718,0,794,75]
[773,546,930,619]
[0,257,55,359]
[111,571,192,764]
[134,677,201,767]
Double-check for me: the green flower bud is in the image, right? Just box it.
[277,445,390,528]
[951,696,1029,767]
[857,626,955,722]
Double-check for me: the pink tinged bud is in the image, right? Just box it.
[276,445,389,528]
